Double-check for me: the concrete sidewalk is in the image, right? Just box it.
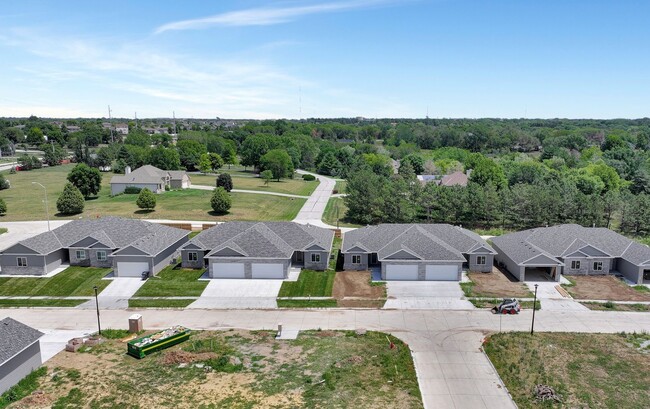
[77,278,146,309]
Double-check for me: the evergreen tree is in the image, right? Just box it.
[136,188,157,210]
[211,187,232,214]
[216,173,233,192]
[56,183,84,215]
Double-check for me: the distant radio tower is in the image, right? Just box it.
[135,112,138,128]
[108,105,114,143]
[173,111,177,134]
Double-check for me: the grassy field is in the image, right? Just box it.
[322,197,361,228]
[191,173,319,196]
[0,267,111,297]
[278,270,336,297]
[0,299,85,308]
[23,330,422,408]
[277,299,338,308]
[484,332,650,409]
[0,228,7,235]
[128,298,196,308]
[133,265,208,297]
[0,165,305,221]
[334,180,347,194]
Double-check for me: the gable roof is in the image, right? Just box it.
[184,222,334,259]
[438,171,468,187]
[2,217,189,256]
[110,165,186,185]
[341,224,495,262]
[492,224,650,267]
[0,318,43,365]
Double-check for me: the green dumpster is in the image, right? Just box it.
[127,325,191,359]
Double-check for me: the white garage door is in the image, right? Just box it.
[116,261,150,277]
[425,265,458,281]
[212,263,246,278]
[385,264,419,280]
[251,263,285,279]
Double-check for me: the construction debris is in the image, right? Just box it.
[534,384,562,402]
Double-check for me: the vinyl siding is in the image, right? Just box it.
[0,341,42,394]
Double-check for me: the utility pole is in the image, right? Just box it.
[108,105,114,143]
[173,111,177,135]
[135,112,138,128]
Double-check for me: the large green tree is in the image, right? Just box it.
[176,139,207,171]
[67,163,102,198]
[149,146,181,170]
[260,149,294,181]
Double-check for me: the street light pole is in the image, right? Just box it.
[93,285,101,335]
[31,182,50,231]
[530,284,539,335]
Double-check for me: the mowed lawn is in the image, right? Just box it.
[0,266,111,296]
[133,265,207,297]
[190,173,319,196]
[0,165,305,221]
[484,332,650,409]
[322,197,361,228]
[278,270,336,297]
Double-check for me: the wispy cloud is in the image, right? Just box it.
[154,0,388,34]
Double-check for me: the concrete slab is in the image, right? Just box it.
[39,328,94,362]
[385,281,475,310]
[187,279,282,309]
[276,329,299,339]
[77,278,146,310]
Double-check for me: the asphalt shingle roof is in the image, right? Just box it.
[110,165,186,185]
[342,224,495,262]
[492,224,650,267]
[5,217,188,256]
[0,318,43,365]
[185,222,334,258]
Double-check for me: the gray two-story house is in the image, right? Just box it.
[341,224,496,281]
[492,224,650,284]
[0,217,189,277]
[180,222,334,279]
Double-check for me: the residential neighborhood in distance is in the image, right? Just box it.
[0,0,649,408]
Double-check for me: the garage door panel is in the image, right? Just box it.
[252,263,285,279]
[116,261,150,277]
[385,264,419,280]
[212,262,245,278]
[425,265,458,281]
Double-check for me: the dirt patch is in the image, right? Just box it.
[565,275,650,301]
[467,267,532,298]
[333,271,385,298]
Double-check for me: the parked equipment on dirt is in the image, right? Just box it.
[491,298,521,314]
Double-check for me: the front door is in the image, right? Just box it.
[296,252,303,263]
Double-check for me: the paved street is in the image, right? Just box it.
[4,307,648,409]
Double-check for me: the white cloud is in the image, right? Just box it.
[154,0,388,33]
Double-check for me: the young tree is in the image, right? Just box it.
[56,183,84,215]
[222,145,238,169]
[261,170,273,187]
[42,144,66,166]
[0,174,10,190]
[0,198,6,215]
[216,173,233,192]
[210,187,232,214]
[209,153,224,171]
[260,149,293,181]
[136,188,157,210]
[198,153,212,174]
[67,163,102,198]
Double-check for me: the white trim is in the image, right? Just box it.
[0,339,41,367]
[17,257,28,267]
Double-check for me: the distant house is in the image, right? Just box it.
[0,217,189,277]
[417,171,469,187]
[180,222,334,279]
[115,123,129,135]
[492,224,650,283]
[342,224,496,280]
[110,165,190,195]
[0,318,44,394]
[65,125,81,133]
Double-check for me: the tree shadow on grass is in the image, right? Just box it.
[207,210,230,217]
[134,209,156,215]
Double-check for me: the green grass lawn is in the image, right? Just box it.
[278,270,336,297]
[322,197,361,228]
[133,265,207,297]
[0,228,7,235]
[334,180,347,194]
[484,332,650,409]
[0,164,304,221]
[581,301,650,312]
[330,237,342,270]
[0,266,111,297]
[277,299,337,308]
[0,299,85,308]
[128,298,196,308]
[191,173,318,196]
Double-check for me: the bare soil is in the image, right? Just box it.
[565,275,650,301]
[332,271,386,307]
[467,267,533,298]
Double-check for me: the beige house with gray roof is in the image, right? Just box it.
[110,165,190,195]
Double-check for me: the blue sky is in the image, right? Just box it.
[0,0,648,119]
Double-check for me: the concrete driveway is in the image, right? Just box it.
[188,279,282,309]
[384,281,475,310]
[525,281,589,311]
[78,278,146,310]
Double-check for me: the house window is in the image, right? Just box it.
[311,254,320,263]
[188,252,198,262]
[76,250,86,260]
[352,255,361,264]
[96,251,107,261]
[571,260,581,270]
[593,261,603,271]
[17,257,27,267]
[476,256,486,265]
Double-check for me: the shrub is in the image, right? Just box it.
[0,174,9,190]
[604,300,615,309]
[136,188,156,210]
[124,186,142,194]
[216,173,233,192]
[0,198,6,215]
[56,183,85,215]
[211,187,232,214]
[302,174,316,181]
